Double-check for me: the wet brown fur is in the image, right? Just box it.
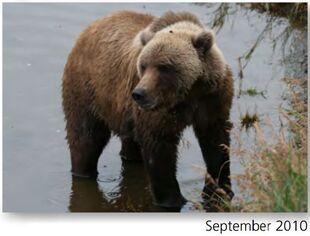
[62,11,234,208]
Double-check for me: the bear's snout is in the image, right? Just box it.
[132,88,146,102]
[132,88,156,110]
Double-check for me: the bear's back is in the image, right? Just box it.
[67,11,153,70]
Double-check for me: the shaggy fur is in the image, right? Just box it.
[62,10,234,208]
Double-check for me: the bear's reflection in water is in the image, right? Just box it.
[69,160,231,212]
[69,161,180,212]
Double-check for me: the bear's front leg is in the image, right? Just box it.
[193,118,234,200]
[119,136,143,162]
[140,135,186,209]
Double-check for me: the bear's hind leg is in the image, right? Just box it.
[66,114,111,178]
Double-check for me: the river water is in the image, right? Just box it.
[3,3,306,212]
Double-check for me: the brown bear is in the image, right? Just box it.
[62,11,234,209]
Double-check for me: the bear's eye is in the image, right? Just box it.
[140,64,146,74]
[157,64,176,74]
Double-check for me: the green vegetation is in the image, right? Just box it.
[240,111,259,130]
[235,77,307,212]
[240,88,266,98]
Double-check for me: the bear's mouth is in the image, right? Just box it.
[137,102,157,111]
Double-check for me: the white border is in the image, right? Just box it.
[0,1,309,235]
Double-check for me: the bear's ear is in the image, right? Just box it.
[139,30,155,46]
[192,30,214,55]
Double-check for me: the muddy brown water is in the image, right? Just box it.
[3,3,306,212]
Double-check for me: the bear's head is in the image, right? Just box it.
[132,12,226,111]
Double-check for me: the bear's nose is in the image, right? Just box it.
[132,88,147,103]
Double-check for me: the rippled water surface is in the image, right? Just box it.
[3,3,306,212]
